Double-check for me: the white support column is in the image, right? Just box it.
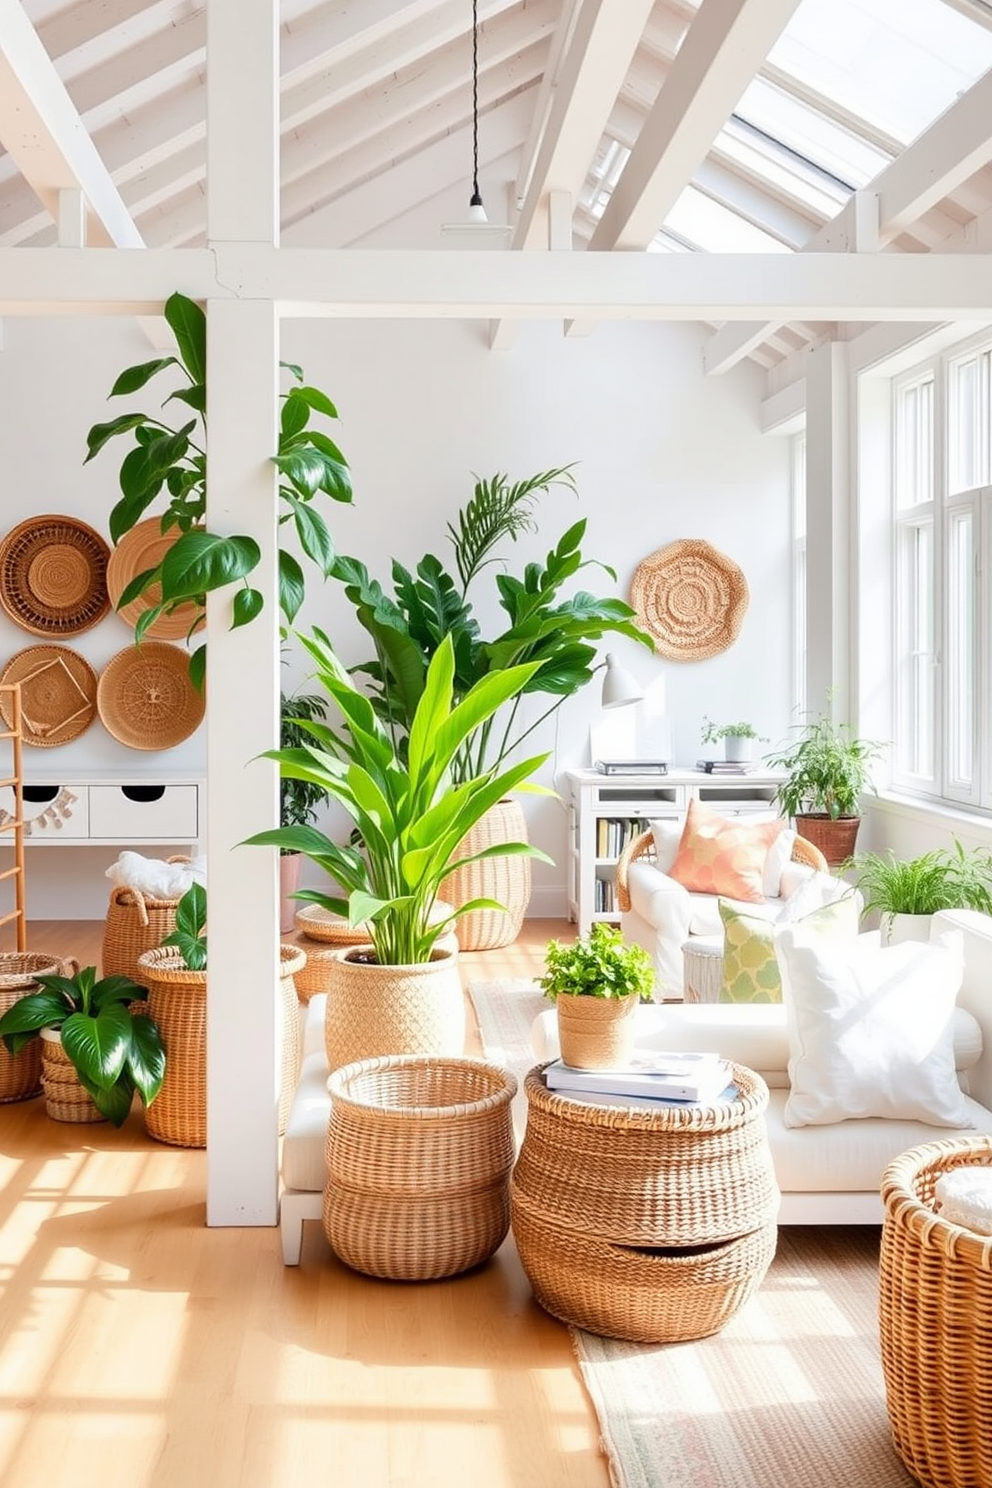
[205,0,280,1226]
[804,340,852,721]
[57,188,85,248]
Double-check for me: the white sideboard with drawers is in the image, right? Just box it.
[0,773,205,847]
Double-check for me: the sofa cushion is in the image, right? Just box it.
[669,799,786,904]
[777,927,972,1129]
[718,892,860,1004]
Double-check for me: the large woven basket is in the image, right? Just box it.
[880,1136,992,1488]
[323,944,466,1073]
[101,861,192,986]
[0,951,67,1103]
[137,948,207,1148]
[511,1063,779,1342]
[39,1029,105,1123]
[323,1055,517,1280]
[441,799,530,951]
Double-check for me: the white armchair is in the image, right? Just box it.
[616,823,830,1000]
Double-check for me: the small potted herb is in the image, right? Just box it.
[700,718,766,763]
[0,965,165,1126]
[539,923,654,1070]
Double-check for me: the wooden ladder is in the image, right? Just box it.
[0,683,26,952]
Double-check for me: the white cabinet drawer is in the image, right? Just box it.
[0,783,91,839]
[88,784,199,841]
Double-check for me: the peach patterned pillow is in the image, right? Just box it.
[668,799,785,904]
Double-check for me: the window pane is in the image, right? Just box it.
[949,351,990,495]
[895,378,933,510]
[895,520,934,779]
[946,509,974,788]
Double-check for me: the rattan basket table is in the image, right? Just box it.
[880,1136,992,1488]
[511,1062,779,1343]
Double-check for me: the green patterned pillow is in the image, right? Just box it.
[718,893,861,1004]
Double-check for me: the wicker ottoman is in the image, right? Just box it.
[880,1136,992,1488]
[682,934,724,1002]
[511,1063,779,1343]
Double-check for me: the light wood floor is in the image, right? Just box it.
[0,918,605,1488]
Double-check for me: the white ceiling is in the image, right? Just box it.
[3,0,992,372]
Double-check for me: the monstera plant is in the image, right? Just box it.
[84,291,353,687]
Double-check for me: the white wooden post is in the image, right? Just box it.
[805,339,852,721]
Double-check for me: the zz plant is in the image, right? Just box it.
[84,292,353,688]
[0,967,166,1127]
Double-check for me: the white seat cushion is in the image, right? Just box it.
[282,995,330,1193]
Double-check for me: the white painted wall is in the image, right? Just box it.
[1,310,793,919]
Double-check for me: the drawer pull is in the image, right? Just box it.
[121,785,166,803]
[23,785,61,804]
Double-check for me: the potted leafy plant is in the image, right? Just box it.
[0,965,165,1126]
[244,628,554,1070]
[765,712,885,865]
[279,686,331,932]
[700,718,766,763]
[845,839,992,943]
[539,923,653,1070]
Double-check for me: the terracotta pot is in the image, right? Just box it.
[323,944,465,1073]
[794,813,861,869]
[555,992,639,1071]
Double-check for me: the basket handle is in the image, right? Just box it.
[108,884,150,925]
[62,957,79,977]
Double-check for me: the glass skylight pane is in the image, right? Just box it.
[769,0,992,146]
[735,76,892,189]
[663,187,793,253]
[717,123,849,219]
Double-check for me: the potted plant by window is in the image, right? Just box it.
[332,467,652,948]
[539,923,654,1071]
[245,628,554,1071]
[0,965,165,1126]
[279,686,330,932]
[845,839,992,944]
[700,718,766,764]
[765,712,884,866]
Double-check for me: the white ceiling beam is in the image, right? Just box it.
[587,0,801,252]
[5,246,992,321]
[704,66,992,374]
[0,0,143,247]
[66,7,205,120]
[34,0,171,68]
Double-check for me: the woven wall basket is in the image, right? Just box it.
[323,1054,517,1280]
[0,951,68,1102]
[0,515,110,637]
[440,799,531,951]
[323,944,466,1074]
[0,646,98,747]
[97,641,205,751]
[630,538,749,662]
[105,517,205,642]
[39,1029,106,1123]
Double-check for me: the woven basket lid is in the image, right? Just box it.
[294,905,372,944]
[630,539,749,662]
[0,645,98,747]
[0,515,110,637]
[106,517,206,642]
[97,641,205,751]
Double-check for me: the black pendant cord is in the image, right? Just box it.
[471,0,482,207]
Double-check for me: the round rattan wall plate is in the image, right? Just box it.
[0,645,98,747]
[0,515,110,637]
[630,539,749,662]
[106,517,205,642]
[97,642,205,751]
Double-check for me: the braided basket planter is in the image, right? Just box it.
[880,1136,992,1488]
[39,1029,105,1123]
[440,799,530,951]
[323,1055,517,1280]
[101,858,193,987]
[554,992,639,1070]
[511,1063,779,1342]
[323,944,465,1074]
[0,951,67,1103]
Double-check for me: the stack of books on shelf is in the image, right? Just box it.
[595,816,647,857]
[695,759,759,775]
[544,1050,735,1107]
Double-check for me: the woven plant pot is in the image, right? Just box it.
[39,1029,105,1123]
[323,944,465,1074]
[323,1055,517,1280]
[555,992,639,1071]
[0,951,67,1103]
[101,858,193,986]
[793,813,861,868]
[137,948,207,1149]
[278,944,306,1132]
[441,798,530,951]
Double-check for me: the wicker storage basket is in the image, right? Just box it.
[102,858,193,986]
[0,951,67,1102]
[323,1055,517,1280]
[440,799,530,951]
[511,1063,779,1342]
[278,944,306,1131]
[554,992,639,1070]
[293,942,340,1003]
[137,948,207,1148]
[323,945,465,1074]
[39,1029,105,1123]
[880,1136,992,1488]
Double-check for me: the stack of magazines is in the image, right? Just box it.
[544,1050,735,1106]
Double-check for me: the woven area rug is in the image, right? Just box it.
[467,980,913,1488]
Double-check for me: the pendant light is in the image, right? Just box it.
[441,0,511,240]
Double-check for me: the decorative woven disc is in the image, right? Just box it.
[295,905,373,944]
[97,642,205,751]
[0,645,98,747]
[630,539,749,662]
[0,515,110,636]
[106,517,205,641]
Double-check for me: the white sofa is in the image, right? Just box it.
[531,909,992,1226]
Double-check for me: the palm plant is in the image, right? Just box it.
[332,466,652,782]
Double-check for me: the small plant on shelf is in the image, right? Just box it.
[700,718,765,745]
[539,923,654,1002]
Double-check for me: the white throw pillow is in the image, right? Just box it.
[762,825,796,897]
[776,926,972,1129]
[649,818,684,874]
